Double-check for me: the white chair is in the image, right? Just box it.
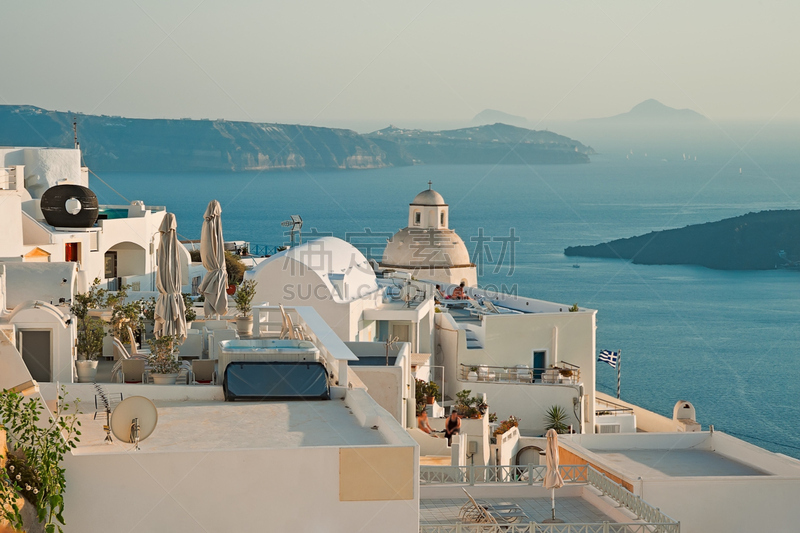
[119,359,147,384]
[542,368,560,384]
[515,365,532,383]
[190,360,217,385]
[208,328,238,360]
[126,326,150,356]
[477,365,495,381]
[178,330,204,357]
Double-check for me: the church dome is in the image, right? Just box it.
[382,228,472,268]
[411,188,446,206]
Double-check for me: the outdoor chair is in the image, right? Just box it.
[279,304,308,340]
[190,359,217,384]
[178,330,203,358]
[208,328,238,360]
[459,488,527,524]
[127,325,150,356]
[110,338,148,382]
[119,359,147,384]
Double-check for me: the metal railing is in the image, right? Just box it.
[459,363,580,384]
[420,524,677,533]
[419,464,679,532]
[587,468,674,527]
[595,397,634,416]
[249,244,283,256]
[421,464,587,486]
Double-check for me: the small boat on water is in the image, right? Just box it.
[573,264,580,268]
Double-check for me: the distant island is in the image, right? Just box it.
[0,105,592,172]
[578,99,709,126]
[565,210,800,270]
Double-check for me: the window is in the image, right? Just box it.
[440,212,445,226]
[65,242,79,263]
[414,211,421,226]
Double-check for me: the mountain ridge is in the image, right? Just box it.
[0,105,592,171]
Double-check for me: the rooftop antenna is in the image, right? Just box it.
[110,396,158,451]
[73,116,79,150]
[280,215,303,247]
[384,335,398,366]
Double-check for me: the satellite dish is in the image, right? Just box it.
[110,396,158,450]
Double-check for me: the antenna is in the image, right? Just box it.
[384,335,399,366]
[399,281,418,308]
[73,116,79,150]
[110,396,158,451]
[282,215,304,247]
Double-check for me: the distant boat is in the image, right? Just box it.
[573,264,580,269]
[739,168,743,174]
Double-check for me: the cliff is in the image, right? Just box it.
[0,106,592,172]
[564,210,800,270]
[368,123,593,165]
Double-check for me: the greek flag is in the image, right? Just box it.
[598,350,618,369]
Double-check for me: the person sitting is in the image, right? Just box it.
[444,410,461,445]
[417,410,433,434]
[451,281,469,300]
[434,284,446,301]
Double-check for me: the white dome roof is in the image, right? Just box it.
[248,237,378,303]
[411,189,446,206]
[382,228,472,268]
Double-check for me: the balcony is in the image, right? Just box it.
[459,362,581,385]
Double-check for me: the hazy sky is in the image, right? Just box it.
[1,1,798,128]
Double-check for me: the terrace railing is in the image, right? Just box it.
[595,397,635,417]
[459,362,580,385]
[420,464,679,533]
[420,524,677,533]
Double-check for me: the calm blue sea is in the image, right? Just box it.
[93,153,800,458]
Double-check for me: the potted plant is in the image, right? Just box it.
[467,366,478,381]
[423,380,440,405]
[71,278,110,382]
[493,415,521,438]
[234,279,258,335]
[183,293,197,328]
[415,378,427,415]
[74,318,106,382]
[544,404,570,434]
[147,334,182,384]
[108,284,144,350]
[455,389,484,418]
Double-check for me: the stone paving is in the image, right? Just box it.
[421,496,615,525]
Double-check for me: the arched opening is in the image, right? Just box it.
[104,241,147,290]
[414,211,421,226]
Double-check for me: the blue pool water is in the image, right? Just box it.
[91,153,800,458]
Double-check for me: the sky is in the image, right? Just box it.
[1,0,799,129]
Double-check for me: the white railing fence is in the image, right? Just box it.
[419,464,679,533]
[420,464,587,486]
[420,524,677,533]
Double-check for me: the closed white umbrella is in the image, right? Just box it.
[154,213,187,341]
[543,428,565,523]
[198,200,228,319]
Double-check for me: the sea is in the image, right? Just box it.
[92,150,800,459]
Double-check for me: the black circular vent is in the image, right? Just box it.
[41,184,99,228]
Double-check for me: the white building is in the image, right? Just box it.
[381,184,477,288]
[247,237,436,356]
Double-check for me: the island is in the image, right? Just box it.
[0,105,592,172]
[564,210,800,270]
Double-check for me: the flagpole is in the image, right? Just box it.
[616,350,621,399]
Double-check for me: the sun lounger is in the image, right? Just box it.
[459,487,528,524]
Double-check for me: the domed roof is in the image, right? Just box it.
[411,188,446,206]
[382,228,472,268]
